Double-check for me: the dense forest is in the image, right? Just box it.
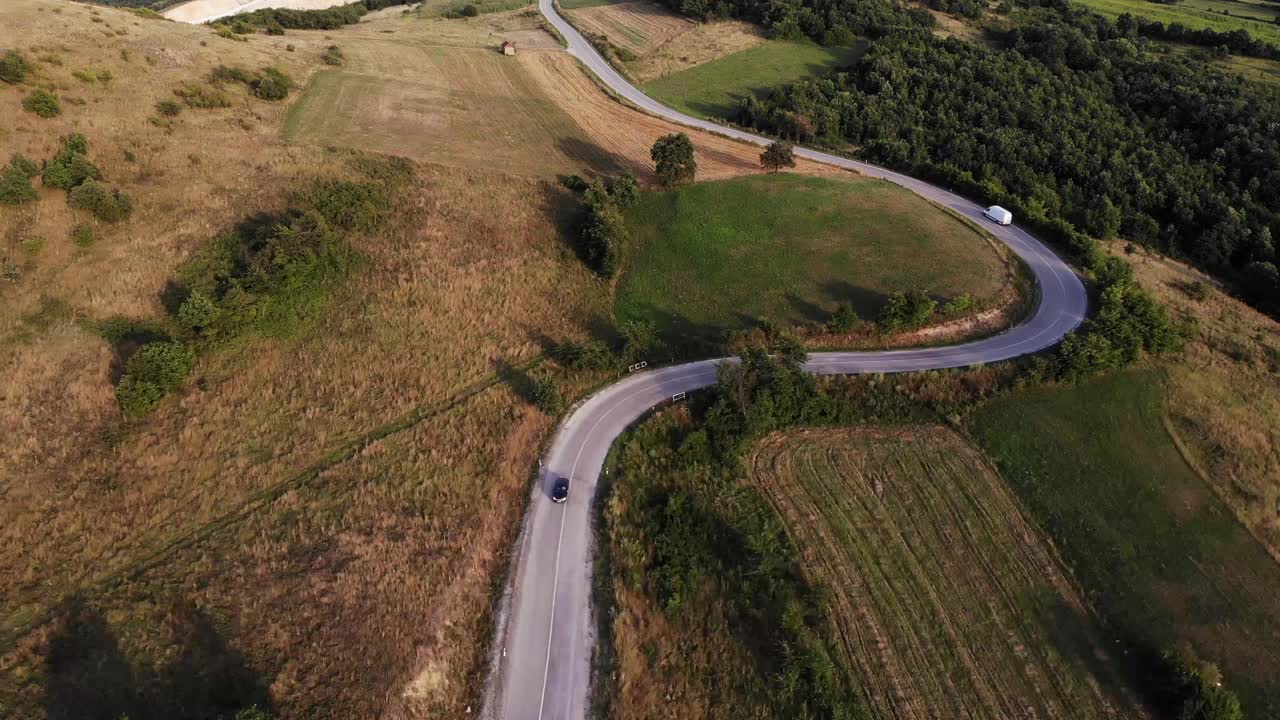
[659,0,1280,315]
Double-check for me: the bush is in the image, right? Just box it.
[826,303,859,333]
[461,4,480,16]
[561,174,588,192]
[879,290,937,331]
[607,174,640,208]
[322,44,344,65]
[177,290,219,333]
[209,64,255,85]
[579,201,626,277]
[619,318,659,360]
[115,340,196,417]
[155,99,182,117]
[554,339,614,370]
[0,154,39,205]
[250,67,293,100]
[43,135,101,190]
[22,89,61,118]
[295,179,390,232]
[68,180,134,223]
[174,83,231,109]
[530,377,564,414]
[71,224,96,247]
[942,293,975,316]
[0,50,29,84]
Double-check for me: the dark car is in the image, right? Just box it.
[551,476,570,504]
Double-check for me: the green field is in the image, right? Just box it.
[1073,0,1280,46]
[971,370,1280,717]
[641,39,868,118]
[616,173,1014,351]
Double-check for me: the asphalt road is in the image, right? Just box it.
[486,3,1090,718]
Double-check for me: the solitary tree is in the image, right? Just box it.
[651,133,696,187]
[760,141,796,173]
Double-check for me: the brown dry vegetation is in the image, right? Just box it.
[565,0,693,55]
[624,19,765,83]
[0,2,621,717]
[746,427,1144,720]
[1116,244,1280,561]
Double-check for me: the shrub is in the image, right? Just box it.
[0,50,29,84]
[0,154,39,205]
[250,67,293,100]
[115,340,196,416]
[174,83,231,109]
[460,4,480,16]
[155,99,181,117]
[530,377,564,414]
[619,318,659,359]
[264,19,286,35]
[579,201,626,277]
[177,290,220,333]
[826,303,859,333]
[561,174,588,192]
[43,134,101,190]
[71,224,95,247]
[22,89,61,118]
[554,339,614,370]
[942,293,975,316]
[210,64,255,85]
[295,179,390,232]
[68,180,134,223]
[879,290,936,331]
[607,174,640,208]
[322,45,344,66]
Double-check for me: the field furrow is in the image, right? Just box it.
[748,428,1143,720]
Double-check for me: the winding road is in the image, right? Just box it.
[487,2,1089,718]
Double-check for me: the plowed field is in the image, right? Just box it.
[747,427,1144,720]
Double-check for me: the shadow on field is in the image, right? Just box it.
[44,597,272,720]
[557,137,625,178]
[821,280,890,317]
[1038,595,1151,713]
[495,358,537,405]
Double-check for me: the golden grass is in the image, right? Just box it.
[565,0,693,55]
[747,427,1143,720]
[624,19,765,83]
[1115,243,1280,561]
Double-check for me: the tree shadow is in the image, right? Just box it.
[556,136,625,178]
[820,280,891,317]
[45,597,273,720]
[1036,594,1158,716]
[495,358,536,405]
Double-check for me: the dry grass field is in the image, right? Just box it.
[1115,244,1280,561]
[747,427,1143,720]
[565,0,692,55]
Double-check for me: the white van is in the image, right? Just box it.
[984,206,1013,225]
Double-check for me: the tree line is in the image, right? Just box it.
[730,0,1280,317]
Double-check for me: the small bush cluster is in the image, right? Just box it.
[321,45,344,66]
[72,68,112,83]
[1053,256,1180,382]
[22,89,61,118]
[43,134,101,190]
[293,178,391,233]
[1154,646,1242,720]
[0,50,30,84]
[71,224,96,247]
[573,174,640,278]
[0,154,39,205]
[209,64,294,101]
[155,99,181,117]
[115,340,196,417]
[554,339,615,370]
[68,180,134,223]
[174,83,231,109]
[878,289,937,332]
[825,303,859,333]
[530,376,564,414]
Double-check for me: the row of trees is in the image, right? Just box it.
[218,0,410,31]
[733,1,1280,317]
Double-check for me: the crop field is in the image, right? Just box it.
[642,39,868,118]
[1072,0,1280,46]
[281,20,618,177]
[972,370,1280,717]
[566,0,693,55]
[747,427,1140,720]
[419,0,534,18]
[616,173,1022,351]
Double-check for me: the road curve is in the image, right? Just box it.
[485,3,1090,719]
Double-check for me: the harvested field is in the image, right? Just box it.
[281,15,613,177]
[747,427,1142,720]
[523,51,839,181]
[566,0,693,56]
[625,19,765,83]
